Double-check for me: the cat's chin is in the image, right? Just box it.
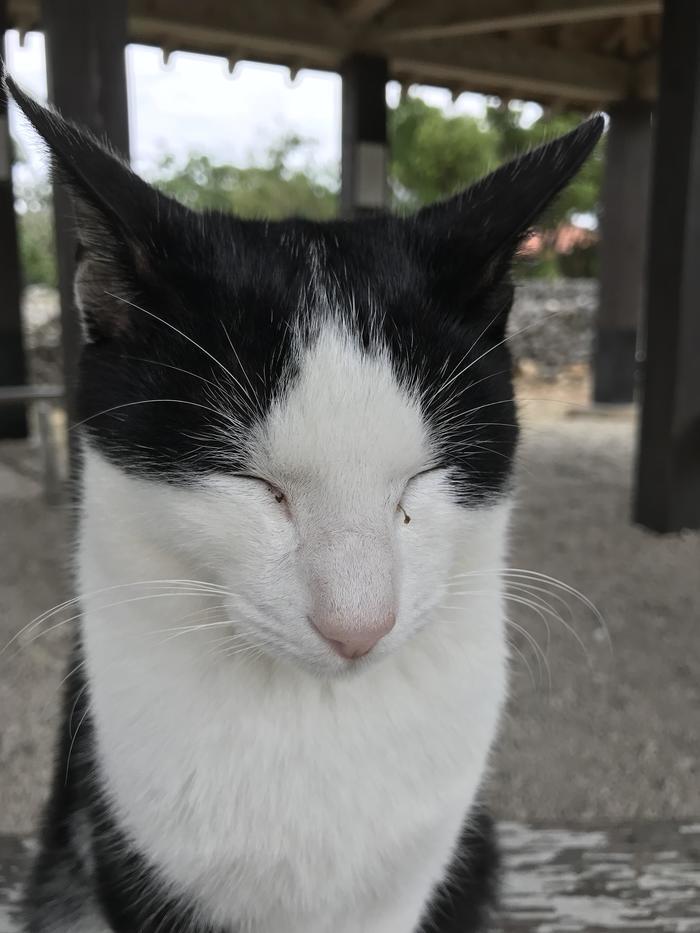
[259,643,389,681]
[315,653,382,680]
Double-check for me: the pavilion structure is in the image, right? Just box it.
[1,0,698,532]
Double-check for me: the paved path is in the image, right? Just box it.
[494,821,700,932]
[2,821,699,932]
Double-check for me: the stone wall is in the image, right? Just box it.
[509,278,598,378]
[21,286,62,385]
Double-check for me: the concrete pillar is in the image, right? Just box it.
[0,8,28,438]
[593,99,652,405]
[634,0,700,532]
[341,54,388,217]
[41,0,130,430]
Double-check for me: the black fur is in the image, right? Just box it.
[419,812,501,932]
[6,73,603,931]
[25,645,216,931]
[6,73,603,506]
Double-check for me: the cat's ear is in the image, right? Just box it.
[4,74,182,341]
[415,115,605,292]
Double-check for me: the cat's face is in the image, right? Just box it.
[78,218,520,676]
[7,76,603,675]
[89,312,507,675]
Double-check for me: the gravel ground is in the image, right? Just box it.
[489,411,699,823]
[1,407,698,834]
[0,441,71,834]
[4,823,700,931]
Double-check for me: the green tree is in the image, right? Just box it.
[14,174,57,287]
[388,94,604,276]
[153,134,338,220]
[13,99,604,286]
[13,134,339,288]
[388,94,498,208]
[389,94,604,225]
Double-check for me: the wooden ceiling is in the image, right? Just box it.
[7,0,661,108]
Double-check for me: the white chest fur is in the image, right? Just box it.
[78,453,509,933]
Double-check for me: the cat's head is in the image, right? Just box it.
[7,76,602,676]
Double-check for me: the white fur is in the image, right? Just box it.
[79,323,511,932]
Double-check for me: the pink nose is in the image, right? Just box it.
[311,613,396,660]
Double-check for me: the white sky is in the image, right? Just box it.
[5,29,540,185]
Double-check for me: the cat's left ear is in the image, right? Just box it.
[4,74,185,341]
[415,114,605,286]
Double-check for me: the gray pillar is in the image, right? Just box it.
[41,0,129,430]
[341,54,388,217]
[634,0,700,532]
[0,10,28,438]
[593,99,652,405]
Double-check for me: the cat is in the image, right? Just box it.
[6,74,603,933]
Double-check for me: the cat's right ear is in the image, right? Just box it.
[4,74,181,341]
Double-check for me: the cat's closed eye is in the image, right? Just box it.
[235,474,286,504]
[235,468,441,526]
[396,467,445,524]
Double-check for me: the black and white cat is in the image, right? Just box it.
[7,75,602,933]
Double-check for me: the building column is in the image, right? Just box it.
[592,99,652,405]
[41,0,129,429]
[341,54,388,217]
[0,6,28,438]
[634,0,700,532]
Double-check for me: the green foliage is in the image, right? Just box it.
[14,176,57,288]
[389,95,604,228]
[13,98,604,286]
[390,96,604,277]
[388,95,604,277]
[388,94,498,208]
[14,133,338,287]
[18,208,57,287]
[152,134,338,220]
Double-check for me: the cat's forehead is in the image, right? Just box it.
[248,322,429,487]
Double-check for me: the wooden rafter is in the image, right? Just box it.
[381,34,636,103]
[377,0,661,43]
[5,0,657,105]
[131,0,348,65]
[337,0,397,24]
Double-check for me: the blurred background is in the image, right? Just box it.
[1,2,699,929]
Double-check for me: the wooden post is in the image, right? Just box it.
[341,54,389,217]
[593,99,652,405]
[0,8,28,438]
[41,0,129,432]
[634,0,700,532]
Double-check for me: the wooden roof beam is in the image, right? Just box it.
[6,0,654,105]
[337,0,397,24]
[379,0,662,43]
[382,34,639,103]
[129,0,348,68]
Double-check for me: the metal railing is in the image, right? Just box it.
[0,385,66,503]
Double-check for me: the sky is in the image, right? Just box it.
[4,29,541,185]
